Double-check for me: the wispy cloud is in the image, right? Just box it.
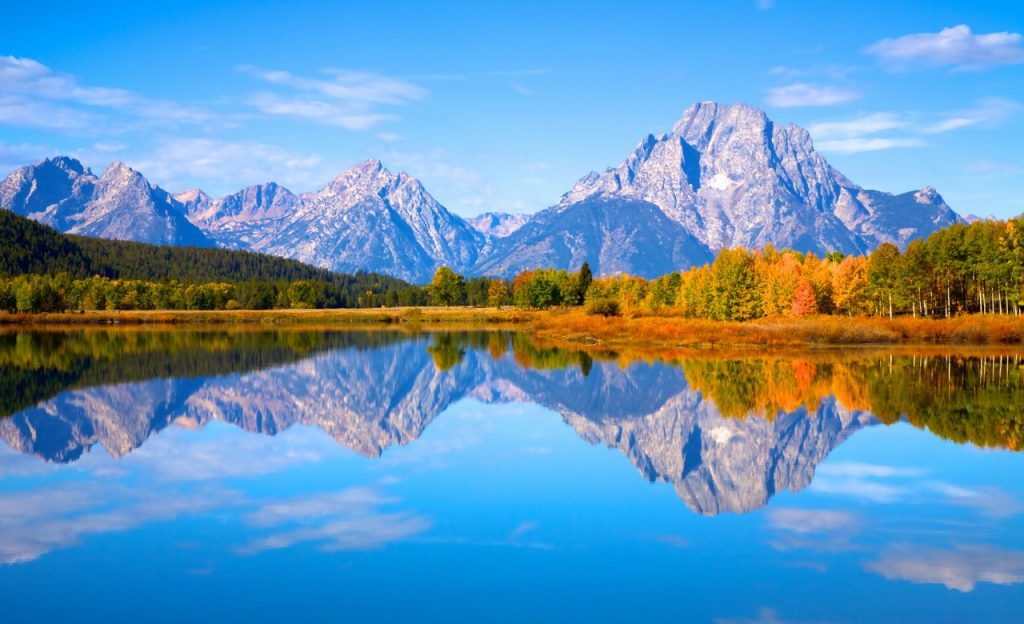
[807,99,1022,153]
[808,113,922,153]
[766,83,861,108]
[0,55,211,130]
[866,25,1024,72]
[240,66,425,130]
[920,97,1023,133]
[865,543,1024,592]
[128,137,328,194]
[0,95,97,130]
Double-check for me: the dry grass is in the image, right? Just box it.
[3,307,1024,348]
[0,306,537,328]
[529,311,1024,348]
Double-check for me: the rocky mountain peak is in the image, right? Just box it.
[44,155,89,176]
[173,188,212,215]
[468,212,532,238]
[549,100,960,262]
[671,101,770,148]
[915,186,942,204]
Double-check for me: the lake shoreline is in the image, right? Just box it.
[3,308,1024,347]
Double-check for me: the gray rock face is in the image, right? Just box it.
[475,197,713,277]
[182,182,298,250]
[557,101,961,259]
[253,160,484,283]
[468,212,532,238]
[0,157,212,247]
[836,186,961,249]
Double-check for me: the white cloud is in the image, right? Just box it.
[807,99,1020,154]
[865,544,1024,592]
[806,113,908,139]
[766,83,861,108]
[922,97,1023,133]
[248,93,393,130]
[814,137,925,154]
[0,94,97,130]
[240,66,425,130]
[866,25,1024,71]
[0,55,211,128]
[128,137,329,194]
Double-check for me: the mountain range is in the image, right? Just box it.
[0,102,963,282]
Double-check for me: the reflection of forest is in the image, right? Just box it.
[678,355,1023,450]
[1,329,1022,454]
[0,329,412,420]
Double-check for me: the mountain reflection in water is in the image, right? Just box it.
[1,329,1020,516]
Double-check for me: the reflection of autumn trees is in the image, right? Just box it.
[679,355,1023,451]
[499,335,1023,451]
[3,329,1022,453]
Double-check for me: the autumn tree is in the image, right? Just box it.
[428,266,466,306]
[791,278,817,316]
[487,279,511,307]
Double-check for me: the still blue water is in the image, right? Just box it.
[0,330,1021,622]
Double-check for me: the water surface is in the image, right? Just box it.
[0,329,1021,623]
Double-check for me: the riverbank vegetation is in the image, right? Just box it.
[5,207,1024,340]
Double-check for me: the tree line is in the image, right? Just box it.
[425,217,1024,319]
[5,204,1024,318]
[0,208,420,311]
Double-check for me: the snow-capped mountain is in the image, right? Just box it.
[0,102,963,280]
[555,101,961,258]
[252,160,484,282]
[0,157,211,247]
[178,182,299,250]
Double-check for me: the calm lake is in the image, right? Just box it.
[0,329,1021,623]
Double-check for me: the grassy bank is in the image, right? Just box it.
[0,307,536,327]
[3,307,1024,347]
[531,312,1024,348]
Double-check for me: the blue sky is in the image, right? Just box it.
[3,0,1023,218]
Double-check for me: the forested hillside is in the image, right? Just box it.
[0,208,421,310]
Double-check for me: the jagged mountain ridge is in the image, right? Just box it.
[0,157,211,247]
[553,101,961,257]
[467,212,531,238]
[0,101,962,280]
